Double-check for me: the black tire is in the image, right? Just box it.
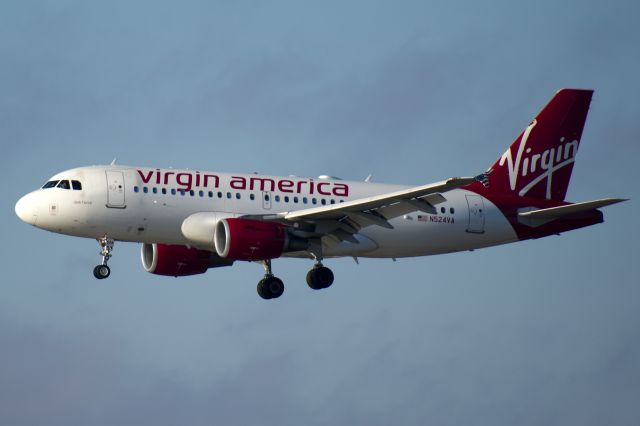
[257,279,272,300]
[306,269,321,290]
[93,264,110,279]
[316,266,334,289]
[306,266,334,290]
[263,276,284,299]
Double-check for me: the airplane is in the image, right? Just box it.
[15,88,627,299]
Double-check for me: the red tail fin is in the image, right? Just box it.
[484,89,593,201]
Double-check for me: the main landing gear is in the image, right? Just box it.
[93,236,114,279]
[257,259,285,300]
[255,258,335,300]
[306,261,334,290]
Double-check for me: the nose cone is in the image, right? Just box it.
[15,193,39,225]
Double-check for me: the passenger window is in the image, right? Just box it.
[264,194,270,201]
[236,193,241,199]
[450,207,455,214]
[71,180,82,190]
[218,192,223,198]
[293,197,299,203]
[321,199,326,205]
[330,199,335,204]
[440,207,446,214]
[143,187,148,193]
[303,197,308,204]
[226,192,231,199]
[208,191,213,198]
[162,188,167,195]
[250,194,255,201]
[275,195,280,202]
[57,180,71,190]
[171,189,176,195]
[42,180,59,189]
[312,198,317,205]
[189,190,194,196]
[199,190,204,197]
[284,196,290,203]
[134,186,139,193]
[152,187,158,194]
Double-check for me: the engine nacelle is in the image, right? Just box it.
[141,243,233,277]
[214,218,306,261]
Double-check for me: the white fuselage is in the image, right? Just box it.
[16,165,519,258]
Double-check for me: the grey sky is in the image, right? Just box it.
[1,0,639,425]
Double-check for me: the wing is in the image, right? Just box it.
[282,176,475,224]
[243,176,477,245]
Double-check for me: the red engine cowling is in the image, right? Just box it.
[214,218,287,261]
[141,243,231,277]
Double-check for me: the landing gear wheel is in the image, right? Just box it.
[257,276,284,299]
[93,264,111,279]
[256,259,284,300]
[94,236,114,279]
[306,266,334,290]
[264,276,285,298]
[257,279,271,300]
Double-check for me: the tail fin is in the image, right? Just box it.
[485,89,593,201]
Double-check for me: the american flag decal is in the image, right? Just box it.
[474,169,492,188]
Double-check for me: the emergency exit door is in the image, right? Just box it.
[262,191,272,210]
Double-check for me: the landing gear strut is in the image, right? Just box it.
[306,260,334,290]
[257,259,284,300]
[93,236,114,279]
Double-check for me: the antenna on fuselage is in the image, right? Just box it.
[110,158,117,166]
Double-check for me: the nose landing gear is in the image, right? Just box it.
[93,236,114,279]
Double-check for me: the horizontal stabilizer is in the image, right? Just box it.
[518,198,627,226]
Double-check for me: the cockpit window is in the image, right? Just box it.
[57,180,71,190]
[42,180,59,189]
[71,180,82,190]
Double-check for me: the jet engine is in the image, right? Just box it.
[141,243,233,276]
[214,218,308,261]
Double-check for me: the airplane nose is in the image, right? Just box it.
[15,193,38,225]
